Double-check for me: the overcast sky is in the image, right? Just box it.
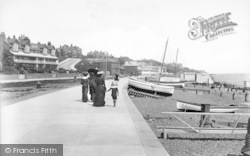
[1,0,250,74]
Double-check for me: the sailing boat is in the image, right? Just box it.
[148,40,186,88]
[128,39,175,96]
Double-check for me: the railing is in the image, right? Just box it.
[14,59,58,65]
[157,112,250,138]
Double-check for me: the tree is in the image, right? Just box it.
[75,59,94,72]
[118,56,132,65]
[2,49,14,68]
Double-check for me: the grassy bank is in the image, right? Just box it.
[0,79,81,106]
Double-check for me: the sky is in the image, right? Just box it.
[0,0,250,74]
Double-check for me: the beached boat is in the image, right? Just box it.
[147,44,185,88]
[128,77,174,95]
[176,100,239,113]
[148,80,185,88]
[148,78,185,88]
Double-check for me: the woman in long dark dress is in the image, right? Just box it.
[93,71,106,106]
[88,72,96,101]
[81,72,89,102]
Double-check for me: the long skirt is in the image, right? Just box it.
[93,85,105,106]
[89,85,95,101]
[82,86,88,102]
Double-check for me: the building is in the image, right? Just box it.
[181,72,213,84]
[124,61,167,76]
[0,33,58,72]
[56,44,82,60]
[124,61,139,75]
[87,58,120,75]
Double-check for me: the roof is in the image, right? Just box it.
[18,39,30,46]
[37,43,47,49]
[47,45,55,50]
[30,43,42,51]
[6,38,18,45]
[124,61,139,66]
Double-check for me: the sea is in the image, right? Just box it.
[210,73,250,86]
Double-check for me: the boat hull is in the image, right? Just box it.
[128,77,174,95]
[177,101,239,113]
[149,81,185,88]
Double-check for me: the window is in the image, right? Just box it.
[13,43,18,52]
[25,45,30,53]
[51,49,56,56]
[43,48,47,55]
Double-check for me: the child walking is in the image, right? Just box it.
[107,75,119,107]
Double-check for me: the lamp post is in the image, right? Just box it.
[105,52,107,79]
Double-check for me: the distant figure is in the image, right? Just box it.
[88,72,96,101]
[81,72,89,102]
[93,71,106,107]
[107,75,119,107]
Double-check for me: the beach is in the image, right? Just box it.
[131,85,250,156]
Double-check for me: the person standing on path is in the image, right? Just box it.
[93,71,106,107]
[81,72,89,102]
[88,72,96,101]
[107,75,119,107]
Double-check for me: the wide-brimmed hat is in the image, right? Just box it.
[97,71,104,75]
[82,72,88,76]
[88,68,98,74]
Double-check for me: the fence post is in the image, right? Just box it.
[220,91,223,97]
[37,81,41,88]
[200,104,211,127]
[246,93,248,102]
[241,118,250,155]
[232,92,235,100]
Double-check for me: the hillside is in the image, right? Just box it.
[138,59,206,73]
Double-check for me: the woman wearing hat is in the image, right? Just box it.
[93,71,106,106]
[81,72,89,102]
[88,72,96,101]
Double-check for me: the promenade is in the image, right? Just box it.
[0,78,169,156]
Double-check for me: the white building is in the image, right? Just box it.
[0,33,58,72]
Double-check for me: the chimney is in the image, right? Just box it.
[0,32,6,39]
[48,41,51,46]
[0,32,6,60]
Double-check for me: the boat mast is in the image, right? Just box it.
[159,38,169,81]
[174,48,179,77]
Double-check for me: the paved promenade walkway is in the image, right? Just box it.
[0,78,169,156]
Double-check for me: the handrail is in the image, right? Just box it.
[159,112,249,135]
[162,112,250,116]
